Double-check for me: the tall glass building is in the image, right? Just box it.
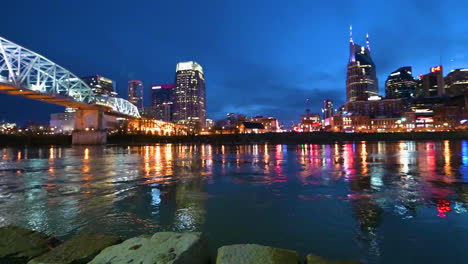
[385,66,417,99]
[81,75,116,97]
[151,84,174,122]
[128,80,144,111]
[346,27,378,102]
[172,61,206,130]
[322,99,334,119]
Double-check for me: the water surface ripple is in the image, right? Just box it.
[0,141,467,263]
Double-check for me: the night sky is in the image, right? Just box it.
[1,0,467,126]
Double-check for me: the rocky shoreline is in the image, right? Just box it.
[0,225,361,264]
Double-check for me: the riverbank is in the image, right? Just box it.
[0,225,360,263]
[0,131,466,146]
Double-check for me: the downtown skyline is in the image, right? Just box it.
[0,0,467,125]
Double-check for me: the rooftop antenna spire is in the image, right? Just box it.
[366,32,370,52]
[349,25,356,62]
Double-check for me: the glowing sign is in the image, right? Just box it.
[430,65,442,73]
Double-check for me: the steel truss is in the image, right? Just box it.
[0,37,140,118]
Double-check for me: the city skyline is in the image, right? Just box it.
[0,0,467,125]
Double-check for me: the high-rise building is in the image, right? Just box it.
[322,99,334,119]
[81,75,116,97]
[172,61,206,129]
[416,66,444,97]
[128,80,144,110]
[346,27,378,102]
[385,66,417,99]
[444,69,468,96]
[151,84,174,122]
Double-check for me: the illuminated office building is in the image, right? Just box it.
[151,84,174,122]
[385,66,417,99]
[322,99,334,119]
[172,61,206,129]
[416,66,444,97]
[128,80,144,110]
[346,26,378,102]
[81,75,116,97]
[444,69,468,96]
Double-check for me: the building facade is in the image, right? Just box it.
[346,27,378,102]
[151,84,174,122]
[172,61,206,129]
[81,75,116,97]
[416,66,444,97]
[344,97,404,118]
[385,66,417,99]
[322,99,334,119]
[299,109,322,132]
[444,69,468,97]
[128,80,144,110]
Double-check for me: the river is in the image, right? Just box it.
[0,141,467,263]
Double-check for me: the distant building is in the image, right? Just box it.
[172,61,206,130]
[416,66,445,97]
[151,84,174,122]
[299,109,322,132]
[81,75,116,97]
[344,96,405,118]
[444,69,468,96]
[50,112,120,133]
[239,122,265,133]
[346,27,378,102]
[385,66,417,99]
[0,121,16,131]
[128,80,144,110]
[49,112,75,133]
[248,116,279,132]
[206,119,214,128]
[322,99,334,119]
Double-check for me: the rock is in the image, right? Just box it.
[0,225,60,264]
[306,255,361,264]
[89,232,209,264]
[28,233,122,264]
[216,244,300,264]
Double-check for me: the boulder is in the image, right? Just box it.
[306,255,361,264]
[216,244,300,264]
[0,225,60,264]
[28,233,122,264]
[89,232,209,264]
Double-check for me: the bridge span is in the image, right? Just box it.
[0,36,186,143]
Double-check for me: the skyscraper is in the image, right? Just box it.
[172,61,206,129]
[385,66,417,99]
[128,80,144,110]
[151,84,174,122]
[346,27,378,102]
[322,99,334,119]
[81,75,116,97]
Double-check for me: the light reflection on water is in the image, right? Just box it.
[0,141,467,263]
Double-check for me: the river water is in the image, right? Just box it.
[0,141,467,263]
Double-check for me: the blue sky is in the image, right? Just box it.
[1,0,467,125]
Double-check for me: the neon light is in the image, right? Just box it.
[430,66,442,73]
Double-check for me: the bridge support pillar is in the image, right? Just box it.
[72,109,107,145]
